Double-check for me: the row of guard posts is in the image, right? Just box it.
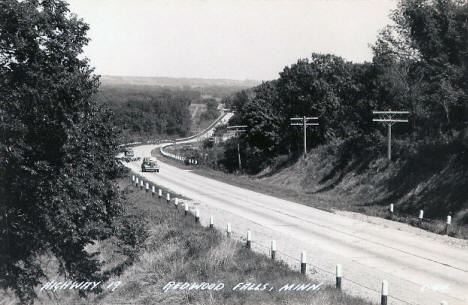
[131,174,450,305]
[388,204,453,235]
[159,146,199,165]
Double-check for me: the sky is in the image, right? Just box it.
[66,0,398,81]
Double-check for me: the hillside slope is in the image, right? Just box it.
[258,136,468,232]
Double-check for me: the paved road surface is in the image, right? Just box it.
[124,144,468,305]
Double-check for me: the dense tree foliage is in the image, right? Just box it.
[96,85,193,141]
[0,0,126,302]
[373,0,468,136]
[223,0,468,174]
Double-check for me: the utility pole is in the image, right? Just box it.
[372,110,409,161]
[227,125,247,171]
[290,116,319,159]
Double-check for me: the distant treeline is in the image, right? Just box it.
[100,75,259,98]
[96,85,195,141]
[223,0,468,173]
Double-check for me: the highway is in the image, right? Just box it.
[122,139,468,305]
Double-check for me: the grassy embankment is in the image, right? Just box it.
[13,173,373,305]
[154,142,468,240]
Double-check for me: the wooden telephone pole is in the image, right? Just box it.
[227,125,247,171]
[290,116,319,159]
[372,110,409,161]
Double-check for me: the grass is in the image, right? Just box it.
[153,146,468,240]
[2,173,375,305]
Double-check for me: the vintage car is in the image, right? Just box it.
[121,148,141,162]
[124,148,135,157]
[141,157,159,172]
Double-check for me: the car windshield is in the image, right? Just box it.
[147,161,157,166]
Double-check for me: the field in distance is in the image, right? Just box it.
[100,75,260,89]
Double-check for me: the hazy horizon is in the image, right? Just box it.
[100,74,260,82]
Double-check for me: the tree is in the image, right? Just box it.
[241,82,282,158]
[0,0,123,302]
[373,0,468,136]
[276,54,357,149]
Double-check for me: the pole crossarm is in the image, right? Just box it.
[227,125,247,136]
[372,111,409,115]
[290,117,319,126]
[227,125,248,130]
[291,117,319,120]
[372,119,408,123]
